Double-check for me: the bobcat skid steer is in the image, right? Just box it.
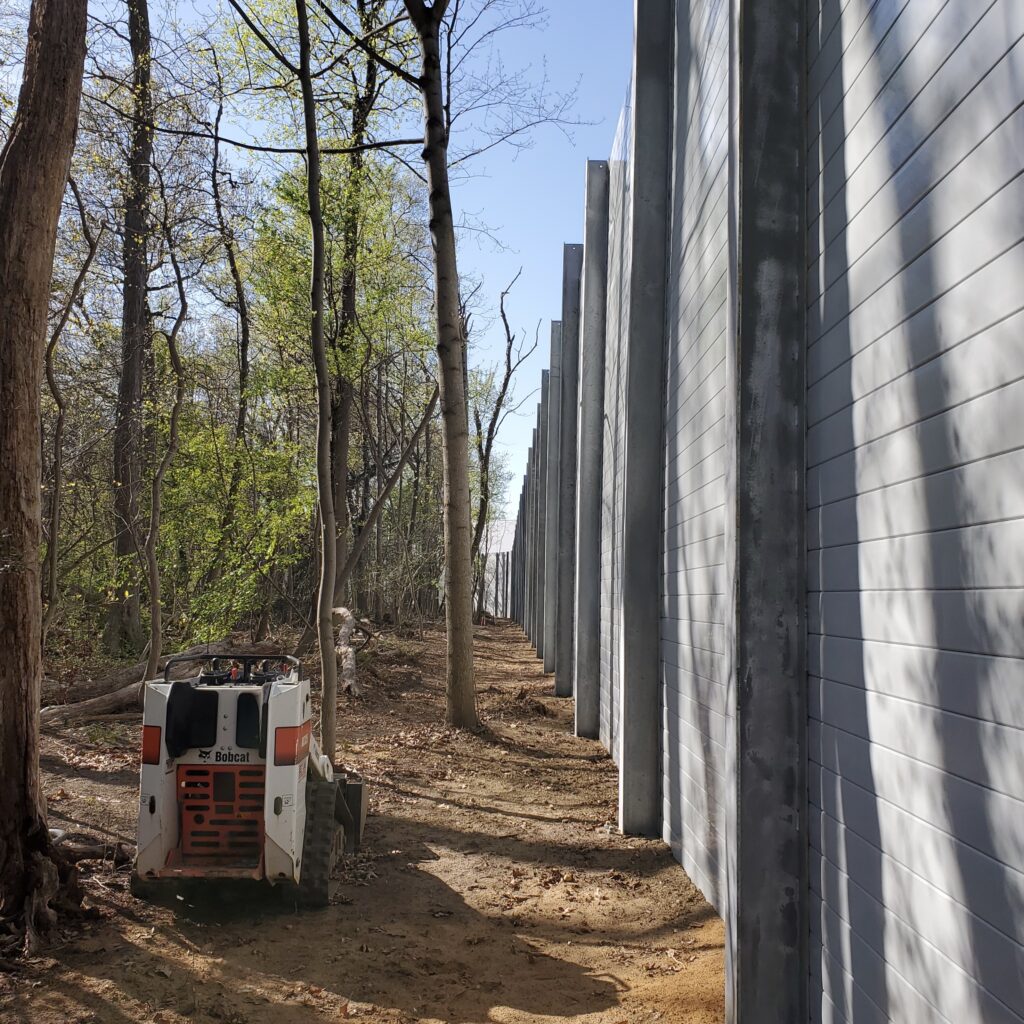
[132,653,366,908]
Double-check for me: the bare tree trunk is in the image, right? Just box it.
[42,179,101,642]
[0,0,87,946]
[329,11,377,604]
[374,366,385,619]
[253,592,272,641]
[474,556,487,623]
[142,214,188,683]
[106,0,153,655]
[332,378,352,603]
[471,406,491,564]
[405,0,477,728]
[312,1,386,609]
[296,0,339,761]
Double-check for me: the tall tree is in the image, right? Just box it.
[0,0,88,946]
[328,1,380,606]
[106,0,154,654]
[142,184,189,683]
[404,0,477,728]
[295,0,341,758]
[290,0,413,608]
[332,0,572,725]
[223,0,425,748]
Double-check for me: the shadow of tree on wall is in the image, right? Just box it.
[812,0,1024,1019]
[811,1,890,1017]
[865,0,1021,1017]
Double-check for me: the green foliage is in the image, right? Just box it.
[36,0,522,659]
[40,42,447,656]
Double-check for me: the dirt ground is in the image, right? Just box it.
[3,622,725,1024]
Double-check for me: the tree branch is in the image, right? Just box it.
[225,0,298,75]
[314,0,421,89]
[84,96,421,155]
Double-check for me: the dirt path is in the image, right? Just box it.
[4,623,724,1024]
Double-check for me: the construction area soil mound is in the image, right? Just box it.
[3,622,725,1024]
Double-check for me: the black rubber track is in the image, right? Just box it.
[297,778,341,908]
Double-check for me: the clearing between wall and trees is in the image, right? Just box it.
[3,622,724,1024]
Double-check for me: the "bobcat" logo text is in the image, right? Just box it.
[215,750,251,764]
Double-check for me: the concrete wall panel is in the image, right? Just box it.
[599,90,633,762]
[807,1,1024,1019]
[660,0,734,916]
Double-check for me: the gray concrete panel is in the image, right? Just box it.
[807,2,1024,1021]
[536,374,549,662]
[543,325,562,675]
[527,433,536,643]
[660,0,735,951]
[574,162,610,737]
[556,249,583,699]
[734,0,807,1019]
[617,0,673,839]
[601,92,633,763]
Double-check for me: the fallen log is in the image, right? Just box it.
[49,831,134,867]
[41,640,280,727]
[67,711,145,722]
[42,640,221,708]
[40,679,148,727]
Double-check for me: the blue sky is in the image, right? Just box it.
[450,2,635,514]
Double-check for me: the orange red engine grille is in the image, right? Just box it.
[176,765,265,864]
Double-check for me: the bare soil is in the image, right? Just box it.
[3,622,724,1024]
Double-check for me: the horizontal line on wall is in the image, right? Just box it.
[809,756,1024,881]
[807,294,1024,430]
[806,107,1024,310]
[807,230,1024,373]
[808,585,1024,594]
[807,628,1024,663]
[807,19,1024,287]
[808,511,1024,551]
[661,661,729,699]
[809,669,1024,731]
[806,0,893,107]
[807,441,1024,510]
[811,671,1024,737]
[809,948,888,1024]
[807,0,956,169]
[809,823,1024,1019]
[810,712,1024,807]
[808,0,1006,221]
[808,877,964,1024]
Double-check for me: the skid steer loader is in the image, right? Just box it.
[132,653,366,907]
